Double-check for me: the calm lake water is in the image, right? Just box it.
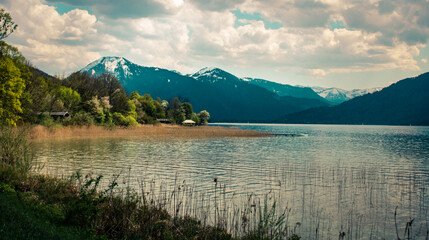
[33,124,429,239]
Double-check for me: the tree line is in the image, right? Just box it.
[0,9,209,127]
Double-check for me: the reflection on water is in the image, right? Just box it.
[33,124,429,239]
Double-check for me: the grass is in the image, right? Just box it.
[0,185,98,240]
[0,126,296,240]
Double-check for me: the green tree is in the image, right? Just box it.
[87,96,105,123]
[197,110,210,125]
[20,76,50,122]
[182,102,193,119]
[0,9,17,41]
[110,89,129,115]
[127,100,137,120]
[167,97,185,124]
[153,100,165,119]
[129,91,140,100]
[57,86,81,112]
[51,99,65,112]
[0,57,25,126]
[140,94,156,117]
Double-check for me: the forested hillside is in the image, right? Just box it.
[283,72,429,125]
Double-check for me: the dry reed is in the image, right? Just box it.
[28,124,270,141]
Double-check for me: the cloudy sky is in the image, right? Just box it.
[1,0,428,89]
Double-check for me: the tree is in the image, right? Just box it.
[197,110,210,125]
[167,97,185,124]
[87,96,105,123]
[129,91,140,100]
[57,86,81,112]
[182,102,193,119]
[110,89,129,115]
[0,9,17,41]
[140,94,156,117]
[0,57,25,126]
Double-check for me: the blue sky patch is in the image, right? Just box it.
[48,2,93,15]
[232,10,283,30]
[329,20,347,30]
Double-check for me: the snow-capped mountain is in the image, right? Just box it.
[311,86,382,104]
[189,67,242,84]
[79,58,328,121]
[81,57,136,80]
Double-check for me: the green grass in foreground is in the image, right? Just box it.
[0,184,98,240]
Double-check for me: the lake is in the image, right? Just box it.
[32,124,429,239]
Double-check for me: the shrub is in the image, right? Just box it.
[66,111,95,126]
[0,127,32,172]
[112,112,138,127]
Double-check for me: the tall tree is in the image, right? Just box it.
[197,110,210,125]
[182,102,193,120]
[0,57,25,126]
[56,86,81,112]
[167,97,185,124]
[0,8,17,41]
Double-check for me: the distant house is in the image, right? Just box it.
[38,112,70,119]
[156,118,171,124]
[182,119,196,126]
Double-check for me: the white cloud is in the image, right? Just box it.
[0,0,101,73]
[0,0,427,81]
[309,68,327,77]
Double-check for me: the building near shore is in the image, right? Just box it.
[182,119,196,126]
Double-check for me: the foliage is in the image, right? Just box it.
[110,89,129,115]
[168,97,186,124]
[182,102,193,119]
[64,72,123,102]
[21,76,50,122]
[0,57,25,126]
[0,41,26,64]
[0,127,33,183]
[56,86,81,112]
[51,99,65,112]
[66,111,95,126]
[198,110,210,125]
[112,112,138,127]
[86,96,105,123]
[127,99,137,120]
[0,9,17,41]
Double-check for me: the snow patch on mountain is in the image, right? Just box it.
[190,67,222,79]
[81,58,103,72]
[311,86,382,103]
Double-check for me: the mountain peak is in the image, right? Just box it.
[190,67,243,84]
[81,56,134,77]
[191,67,224,77]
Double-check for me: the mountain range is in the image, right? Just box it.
[79,57,429,125]
[310,86,382,104]
[80,57,329,121]
[283,72,429,125]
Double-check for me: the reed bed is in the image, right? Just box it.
[28,125,270,141]
[125,161,429,240]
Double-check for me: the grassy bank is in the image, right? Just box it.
[0,127,299,240]
[28,124,270,141]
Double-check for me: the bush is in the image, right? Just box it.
[0,127,32,173]
[38,112,55,127]
[112,112,138,127]
[66,111,95,126]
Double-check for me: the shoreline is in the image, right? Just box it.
[28,124,271,141]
